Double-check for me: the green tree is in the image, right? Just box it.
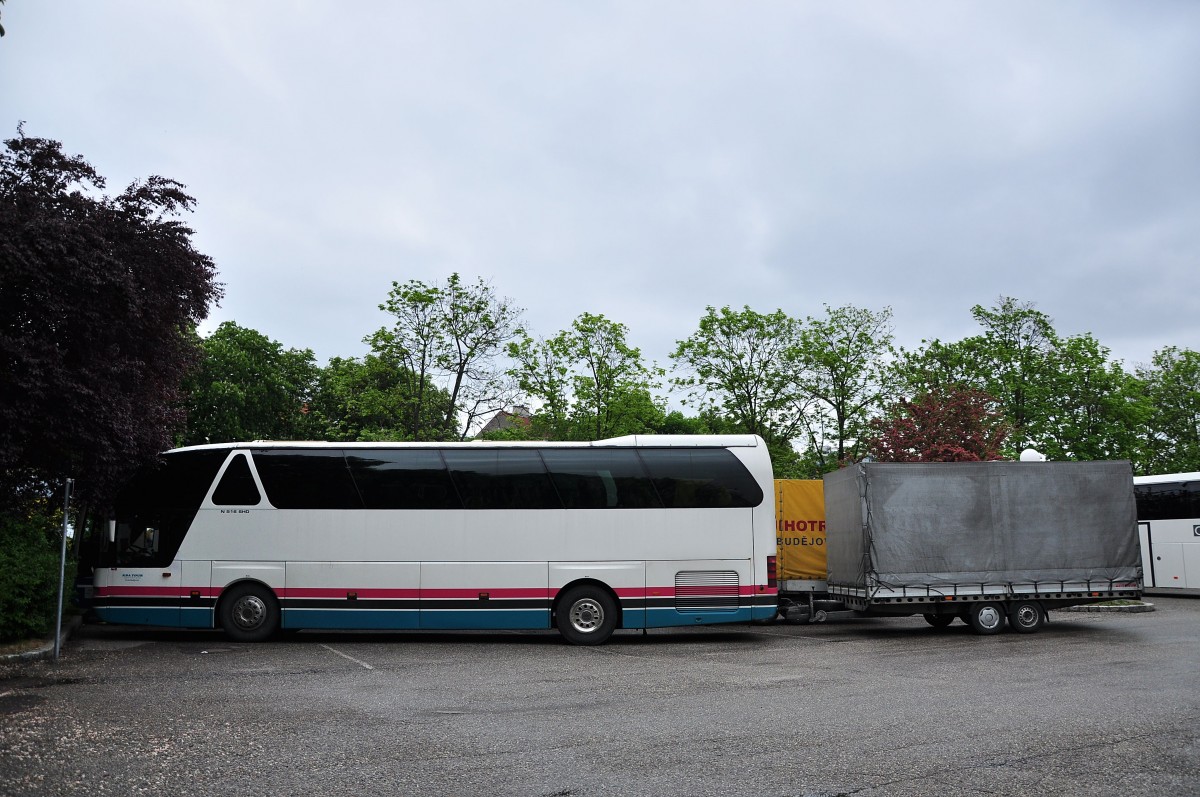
[507,332,572,436]
[0,510,64,641]
[670,305,808,444]
[895,298,1145,462]
[1036,334,1148,462]
[962,297,1057,441]
[369,274,523,440]
[1137,346,1200,473]
[793,304,896,469]
[510,313,665,440]
[182,322,319,445]
[309,354,453,442]
[865,386,1010,462]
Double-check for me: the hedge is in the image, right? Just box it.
[0,512,67,642]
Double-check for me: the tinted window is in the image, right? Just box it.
[347,449,461,509]
[116,450,228,514]
[1136,482,1200,521]
[108,450,228,568]
[638,448,763,508]
[255,450,362,509]
[542,449,662,509]
[211,454,262,506]
[443,449,561,509]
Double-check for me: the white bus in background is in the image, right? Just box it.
[89,435,778,645]
[1134,472,1200,593]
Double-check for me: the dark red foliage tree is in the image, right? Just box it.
[865,386,1010,462]
[0,126,222,507]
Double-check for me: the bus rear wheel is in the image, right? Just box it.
[220,583,280,643]
[556,586,617,646]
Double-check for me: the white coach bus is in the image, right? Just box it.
[1134,471,1200,593]
[89,435,778,645]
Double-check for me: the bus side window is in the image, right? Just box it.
[541,449,660,509]
[638,448,764,508]
[443,449,560,509]
[211,454,262,506]
[347,450,461,510]
[1135,481,1200,521]
[255,449,361,509]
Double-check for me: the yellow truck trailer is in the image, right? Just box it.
[774,479,842,622]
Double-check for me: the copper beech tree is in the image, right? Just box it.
[0,127,221,506]
[864,386,1011,462]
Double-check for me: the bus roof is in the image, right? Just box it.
[1133,471,1200,485]
[166,434,765,454]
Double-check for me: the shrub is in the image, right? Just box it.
[0,512,64,642]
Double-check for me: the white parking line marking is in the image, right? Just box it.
[320,644,375,670]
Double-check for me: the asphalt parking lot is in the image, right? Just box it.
[2,597,1198,797]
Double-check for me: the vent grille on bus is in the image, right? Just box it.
[675,570,740,612]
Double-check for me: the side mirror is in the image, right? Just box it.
[107,520,116,543]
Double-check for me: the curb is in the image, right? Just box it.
[0,615,84,664]
[1056,602,1155,614]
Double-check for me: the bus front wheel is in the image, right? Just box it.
[220,583,280,643]
[556,586,617,646]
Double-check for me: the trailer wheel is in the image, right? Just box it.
[923,613,955,629]
[968,602,1006,635]
[1008,601,1044,634]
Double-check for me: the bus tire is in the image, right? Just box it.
[1008,601,1044,634]
[923,613,955,629]
[556,585,617,646]
[968,602,1006,635]
[220,583,280,643]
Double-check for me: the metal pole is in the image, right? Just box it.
[54,478,73,662]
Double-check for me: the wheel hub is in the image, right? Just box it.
[977,606,1002,629]
[570,599,603,633]
[232,596,267,630]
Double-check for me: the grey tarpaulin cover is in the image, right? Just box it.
[823,461,1141,590]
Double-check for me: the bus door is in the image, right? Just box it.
[104,518,183,627]
[1141,520,1191,589]
[1139,522,1155,587]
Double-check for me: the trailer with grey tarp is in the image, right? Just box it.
[823,460,1143,634]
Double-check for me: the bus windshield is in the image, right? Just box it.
[104,449,227,568]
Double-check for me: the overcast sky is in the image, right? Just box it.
[3,2,1198,383]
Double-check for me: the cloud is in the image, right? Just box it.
[2,1,1197,375]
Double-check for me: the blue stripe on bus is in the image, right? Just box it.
[181,606,214,628]
[96,607,182,627]
[643,607,760,627]
[419,609,550,630]
[97,603,775,632]
[283,608,550,630]
[282,608,420,630]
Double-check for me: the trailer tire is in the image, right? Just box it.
[968,602,1006,635]
[1008,601,1044,634]
[923,613,955,629]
